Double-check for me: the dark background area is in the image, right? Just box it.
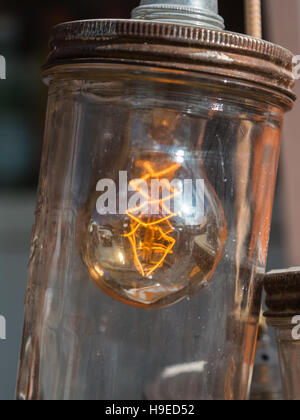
[0,0,245,192]
[0,0,284,400]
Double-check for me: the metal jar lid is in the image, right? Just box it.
[44,19,296,108]
[264,269,300,317]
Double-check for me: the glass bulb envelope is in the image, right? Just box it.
[80,114,227,309]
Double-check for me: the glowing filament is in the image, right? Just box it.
[124,161,181,278]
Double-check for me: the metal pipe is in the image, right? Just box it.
[131,0,225,30]
[244,0,262,38]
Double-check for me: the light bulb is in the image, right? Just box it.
[79,111,227,309]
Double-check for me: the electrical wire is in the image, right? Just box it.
[244,0,262,39]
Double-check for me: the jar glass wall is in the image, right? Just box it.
[16,64,288,400]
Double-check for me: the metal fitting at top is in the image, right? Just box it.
[131,0,225,30]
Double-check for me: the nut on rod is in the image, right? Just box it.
[132,0,225,29]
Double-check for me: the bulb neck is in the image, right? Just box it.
[131,0,225,30]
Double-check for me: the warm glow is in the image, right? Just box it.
[124,161,181,278]
[118,252,125,265]
[94,265,104,277]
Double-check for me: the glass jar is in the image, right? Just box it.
[265,269,300,401]
[16,20,295,400]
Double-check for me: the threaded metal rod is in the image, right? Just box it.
[132,0,225,30]
[244,0,262,38]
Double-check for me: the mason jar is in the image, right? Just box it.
[16,20,295,400]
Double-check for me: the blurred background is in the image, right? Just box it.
[0,0,298,400]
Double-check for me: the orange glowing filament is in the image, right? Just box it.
[124,161,181,278]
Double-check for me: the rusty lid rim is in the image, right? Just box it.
[45,19,296,105]
[264,269,300,317]
[49,19,293,65]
